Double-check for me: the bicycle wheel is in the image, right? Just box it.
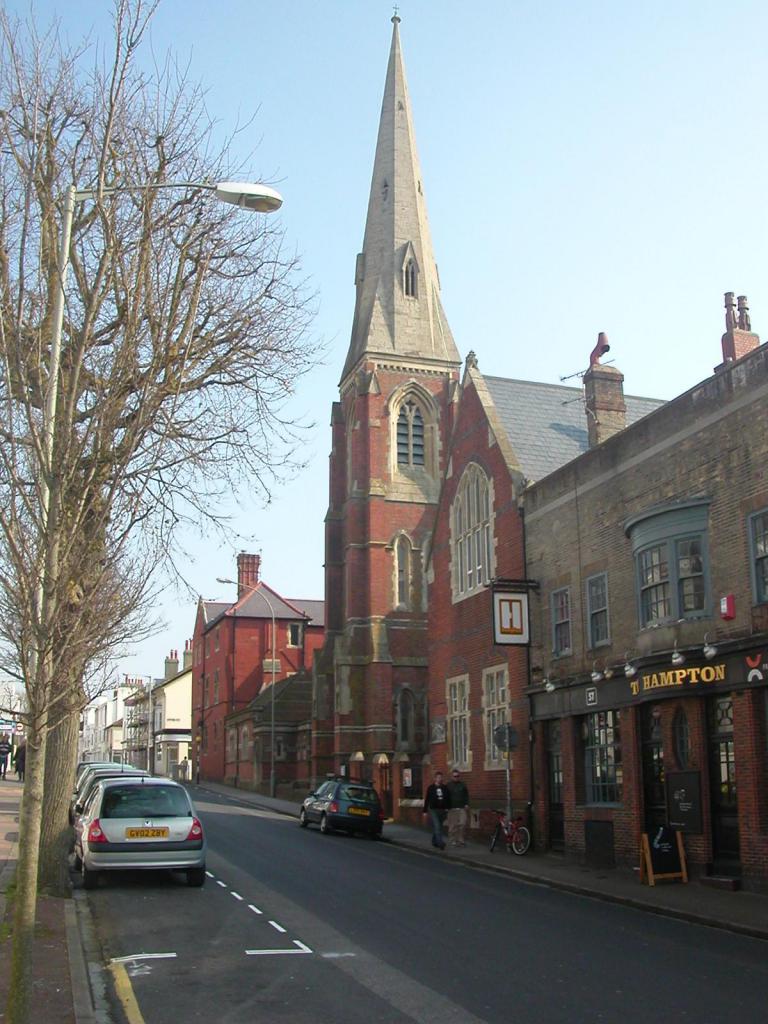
[511,825,531,855]
[489,824,501,852]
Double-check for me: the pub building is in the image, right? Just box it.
[523,301,768,891]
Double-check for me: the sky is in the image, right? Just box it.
[11,0,768,683]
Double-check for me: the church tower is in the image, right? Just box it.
[313,16,461,813]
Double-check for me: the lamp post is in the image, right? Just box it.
[217,577,278,797]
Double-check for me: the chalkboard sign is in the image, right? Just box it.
[666,771,703,834]
[639,825,688,886]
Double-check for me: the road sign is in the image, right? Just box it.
[493,724,519,752]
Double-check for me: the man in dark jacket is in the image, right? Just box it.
[0,737,10,780]
[13,742,25,782]
[423,770,451,849]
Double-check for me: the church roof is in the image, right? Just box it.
[484,375,665,483]
[341,16,461,381]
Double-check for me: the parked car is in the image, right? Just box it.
[73,776,206,889]
[70,768,149,828]
[299,779,384,837]
[69,765,147,825]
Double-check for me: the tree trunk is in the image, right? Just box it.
[6,722,48,1024]
[38,703,80,896]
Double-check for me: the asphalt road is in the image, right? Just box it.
[87,788,768,1024]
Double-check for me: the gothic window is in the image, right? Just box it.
[452,464,493,598]
[404,258,418,298]
[396,535,411,608]
[397,400,425,466]
[397,689,414,747]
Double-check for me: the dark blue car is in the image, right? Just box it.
[299,779,384,837]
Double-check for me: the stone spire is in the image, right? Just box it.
[341,17,460,381]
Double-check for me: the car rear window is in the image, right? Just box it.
[101,785,191,819]
[339,785,378,804]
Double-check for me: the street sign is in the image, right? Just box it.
[493,724,519,752]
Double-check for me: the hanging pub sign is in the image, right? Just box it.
[492,588,531,645]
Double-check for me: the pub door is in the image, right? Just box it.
[707,696,740,871]
[641,705,666,832]
[546,720,564,851]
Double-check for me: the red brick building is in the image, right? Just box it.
[312,16,461,815]
[191,553,324,785]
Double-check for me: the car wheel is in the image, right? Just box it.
[81,864,98,890]
[320,813,331,835]
[299,808,308,828]
[186,867,206,887]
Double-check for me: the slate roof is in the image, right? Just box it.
[201,586,324,630]
[484,376,665,483]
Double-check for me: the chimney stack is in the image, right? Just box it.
[237,552,261,598]
[583,333,626,448]
[164,649,179,680]
[183,639,193,671]
[718,292,760,369]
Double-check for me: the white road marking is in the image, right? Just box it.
[321,952,356,959]
[293,940,313,953]
[205,871,214,878]
[111,953,178,963]
[245,948,312,956]
[216,880,227,888]
[231,891,243,901]
[247,904,263,915]
[268,920,286,933]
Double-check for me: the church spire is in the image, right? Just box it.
[342,17,460,381]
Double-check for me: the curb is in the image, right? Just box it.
[66,898,97,1024]
[73,889,114,1024]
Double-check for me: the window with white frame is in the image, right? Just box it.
[447,676,471,768]
[586,573,610,648]
[749,509,768,604]
[288,622,303,647]
[452,464,493,598]
[583,710,622,804]
[483,666,508,767]
[551,587,572,656]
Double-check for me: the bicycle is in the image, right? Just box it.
[488,808,530,855]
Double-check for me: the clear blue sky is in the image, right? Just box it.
[13,1,768,682]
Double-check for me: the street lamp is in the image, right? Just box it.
[37,178,283,704]
[217,577,278,797]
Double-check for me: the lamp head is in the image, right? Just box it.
[214,181,283,212]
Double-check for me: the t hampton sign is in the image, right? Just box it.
[628,662,726,698]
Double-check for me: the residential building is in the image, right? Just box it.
[78,684,134,763]
[192,553,324,786]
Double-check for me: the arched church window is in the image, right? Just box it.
[396,535,411,607]
[397,689,414,746]
[452,464,493,597]
[404,259,417,298]
[397,401,424,466]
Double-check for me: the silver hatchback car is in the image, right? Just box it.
[74,777,206,888]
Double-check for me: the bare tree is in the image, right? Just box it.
[0,2,317,1019]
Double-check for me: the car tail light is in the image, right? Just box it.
[185,817,204,841]
[378,810,385,821]
[329,801,339,814]
[88,819,108,844]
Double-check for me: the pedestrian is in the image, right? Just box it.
[446,767,470,846]
[13,742,25,783]
[423,770,451,850]
[0,736,10,780]
[179,757,188,781]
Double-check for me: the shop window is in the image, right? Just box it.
[626,500,710,627]
[583,710,622,804]
[673,707,690,768]
[447,675,471,769]
[482,666,508,768]
[451,464,493,599]
[749,508,768,603]
[586,573,610,648]
[552,587,572,657]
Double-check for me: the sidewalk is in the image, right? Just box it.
[0,780,94,1024]
[192,779,768,943]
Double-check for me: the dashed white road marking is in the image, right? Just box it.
[231,891,243,901]
[111,953,178,963]
[293,940,313,953]
[216,880,227,888]
[245,948,312,956]
[205,871,214,878]
[248,904,262,915]
[321,952,356,959]
[268,920,286,933]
